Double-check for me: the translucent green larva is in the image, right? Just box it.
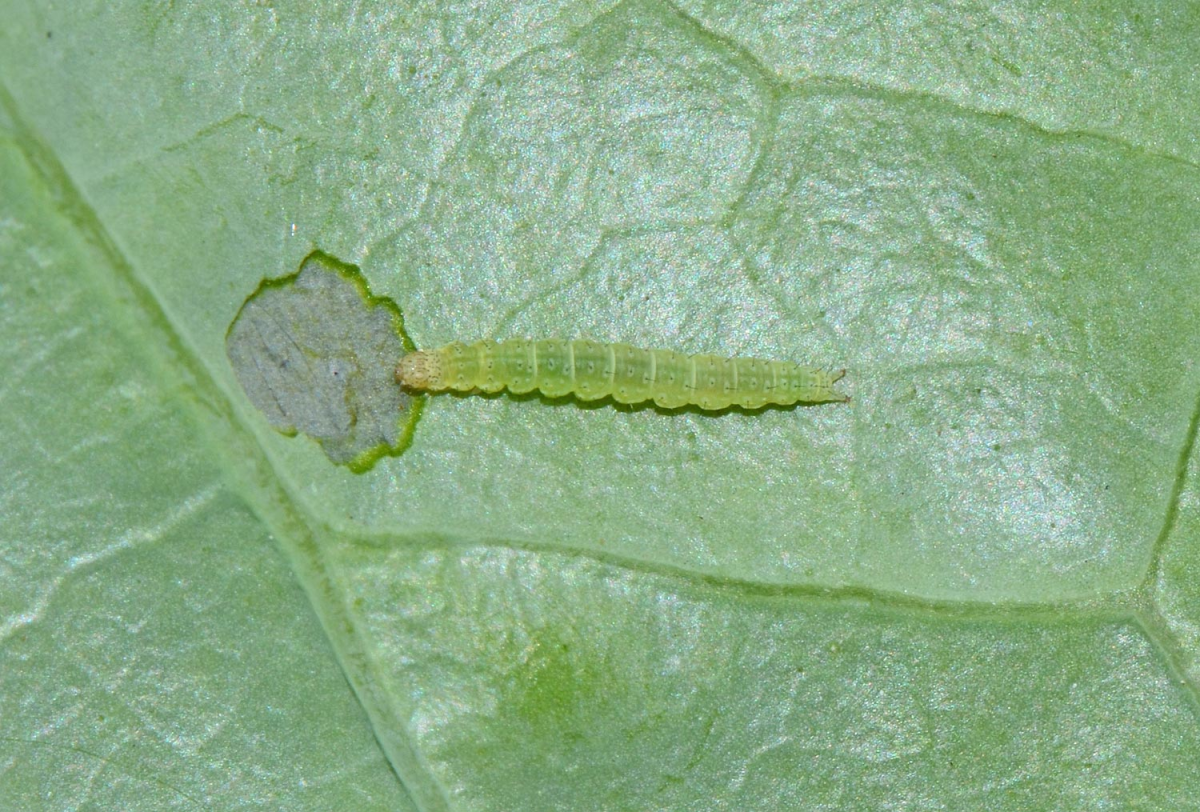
[395,339,848,410]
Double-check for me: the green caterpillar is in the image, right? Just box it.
[395,339,848,410]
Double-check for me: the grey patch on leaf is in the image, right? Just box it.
[226,252,410,466]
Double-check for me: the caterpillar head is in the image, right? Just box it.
[395,350,444,391]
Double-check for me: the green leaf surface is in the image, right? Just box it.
[3,2,1200,809]
[0,116,411,809]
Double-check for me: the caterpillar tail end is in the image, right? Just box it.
[395,351,444,391]
[831,368,850,404]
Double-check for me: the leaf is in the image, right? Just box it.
[226,251,420,470]
[3,1,1200,810]
[0,114,413,809]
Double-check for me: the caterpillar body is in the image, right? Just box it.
[395,339,848,410]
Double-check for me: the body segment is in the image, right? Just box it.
[396,339,847,409]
